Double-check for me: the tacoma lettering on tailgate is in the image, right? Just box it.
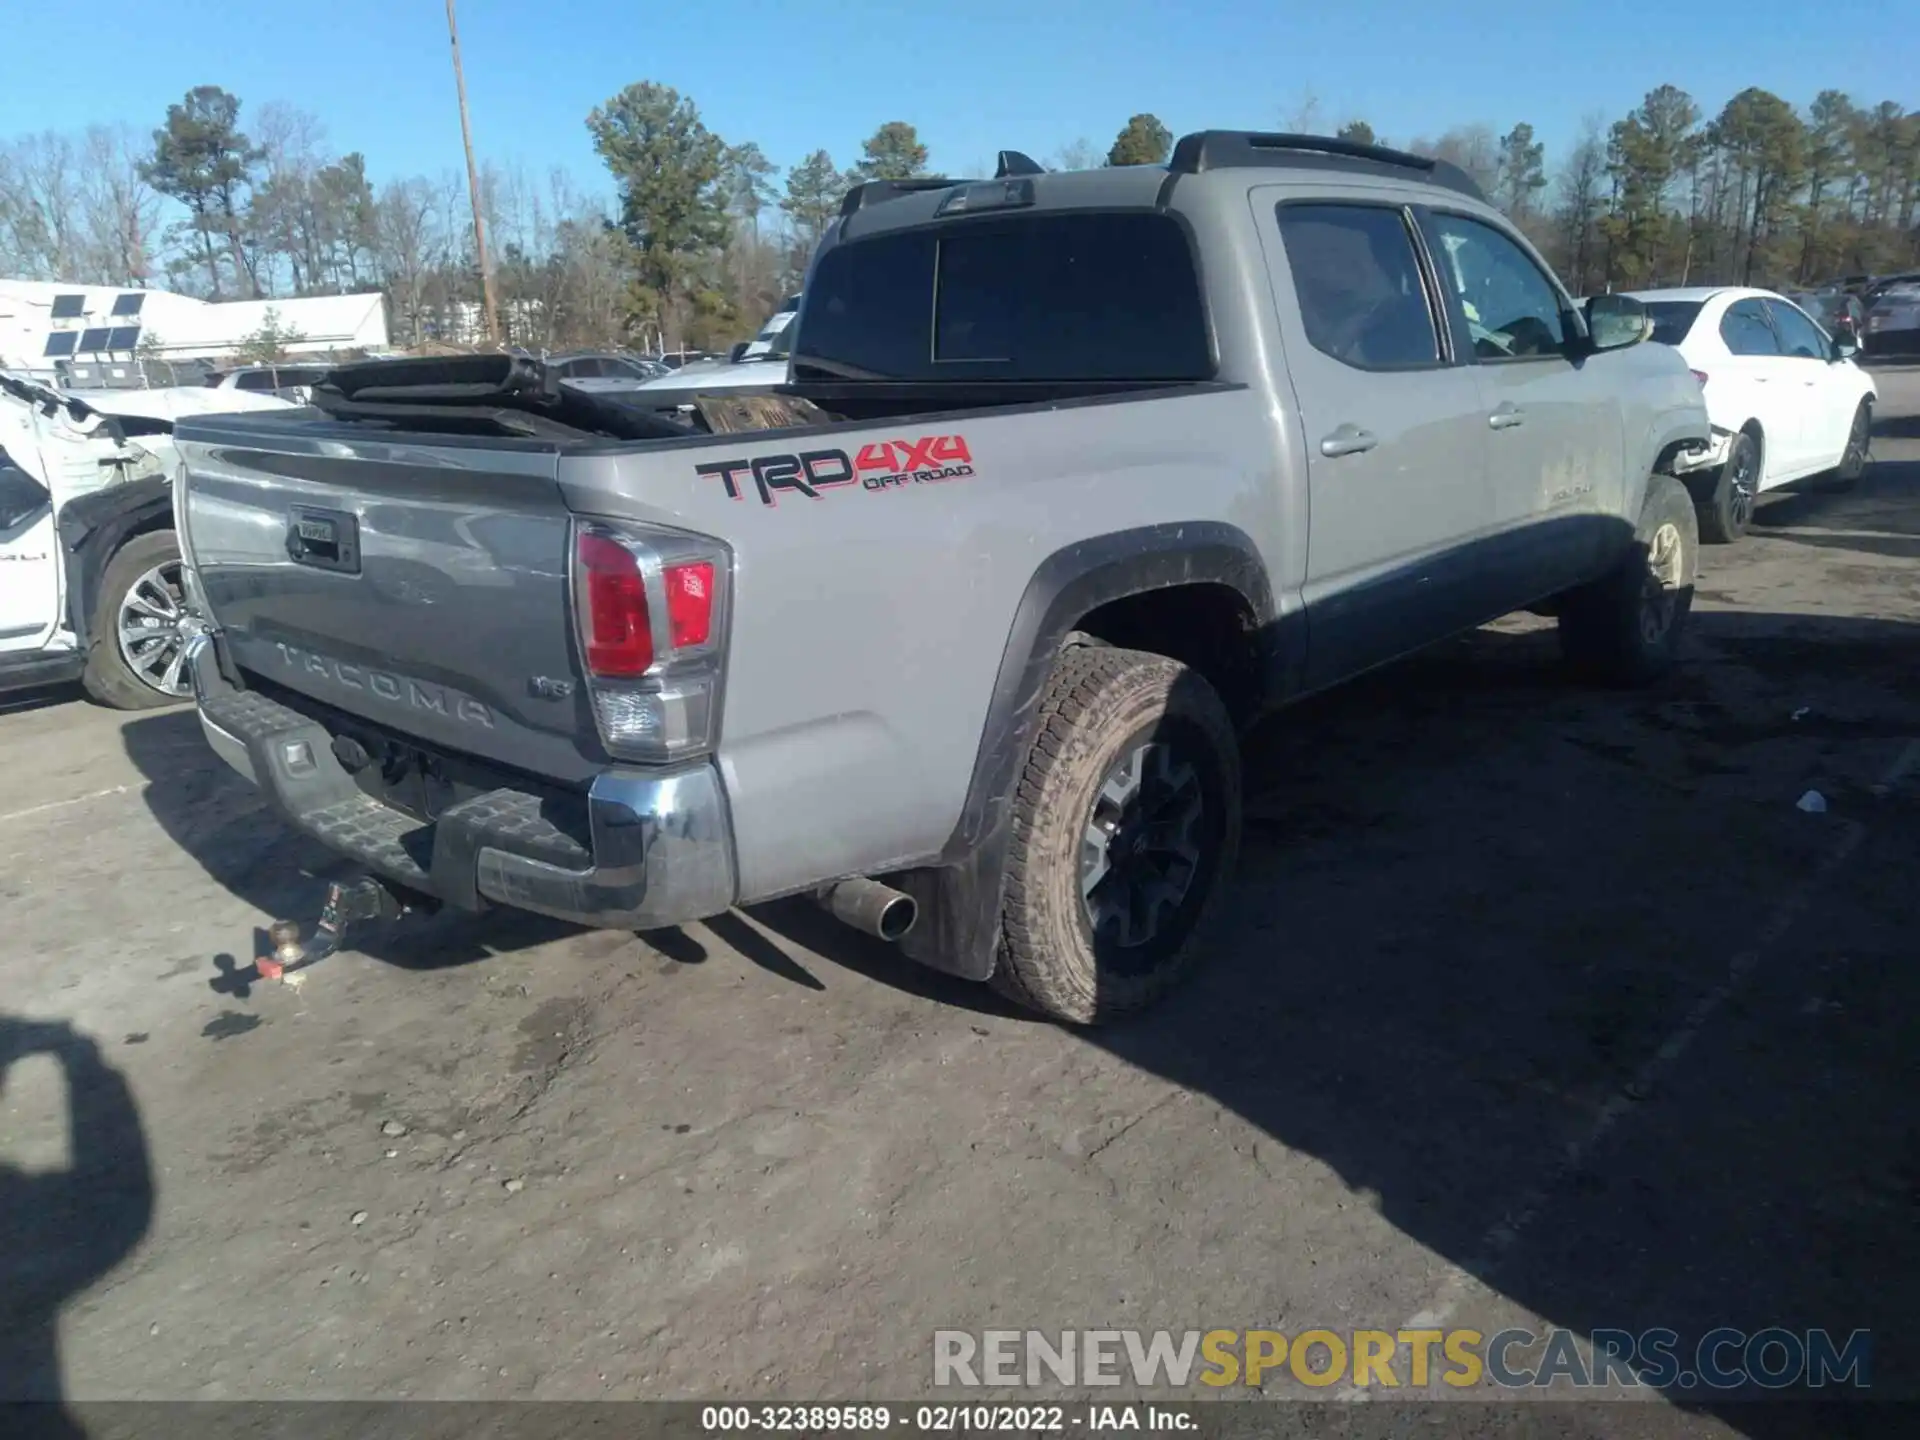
[697,434,974,506]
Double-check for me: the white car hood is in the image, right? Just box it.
[60,387,298,423]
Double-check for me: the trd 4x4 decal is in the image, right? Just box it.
[697,434,974,506]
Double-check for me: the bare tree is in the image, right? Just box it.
[0,132,85,279]
[249,103,325,293]
[1553,116,1609,295]
[1050,139,1103,171]
[1281,91,1324,134]
[373,177,442,346]
[80,126,163,285]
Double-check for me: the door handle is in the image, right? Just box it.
[1319,424,1378,458]
[1488,404,1525,430]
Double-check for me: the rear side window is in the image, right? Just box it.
[1275,204,1439,370]
[1719,301,1780,356]
[1765,300,1828,359]
[234,370,274,390]
[1642,301,1704,346]
[796,212,1212,382]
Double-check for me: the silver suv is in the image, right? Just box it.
[174,132,1709,1022]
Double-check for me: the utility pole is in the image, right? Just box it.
[445,0,500,344]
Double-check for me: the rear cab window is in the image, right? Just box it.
[1764,300,1829,359]
[1274,203,1440,370]
[1641,302,1704,347]
[794,211,1213,382]
[1720,300,1781,356]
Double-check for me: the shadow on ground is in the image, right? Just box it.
[0,1018,152,1435]
[121,708,578,977]
[779,603,1919,1438]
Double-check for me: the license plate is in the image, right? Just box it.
[297,518,336,543]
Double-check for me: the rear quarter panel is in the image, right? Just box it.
[558,387,1287,902]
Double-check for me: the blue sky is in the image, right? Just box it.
[2,0,1907,196]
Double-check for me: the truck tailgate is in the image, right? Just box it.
[177,423,601,784]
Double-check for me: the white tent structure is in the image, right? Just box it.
[0,280,389,377]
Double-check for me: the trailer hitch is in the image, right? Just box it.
[256,875,429,980]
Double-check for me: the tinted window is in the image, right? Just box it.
[1428,213,1566,359]
[233,371,274,390]
[1719,301,1780,356]
[798,212,1212,382]
[1642,301,1704,346]
[1275,204,1438,369]
[1765,300,1828,359]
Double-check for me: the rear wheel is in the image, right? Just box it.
[1558,475,1697,687]
[1697,429,1759,543]
[993,645,1241,1025]
[1834,398,1872,486]
[82,530,194,711]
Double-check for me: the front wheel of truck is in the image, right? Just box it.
[993,646,1242,1025]
[1557,474,1698,687]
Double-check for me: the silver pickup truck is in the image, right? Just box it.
[174,133,1709,1023]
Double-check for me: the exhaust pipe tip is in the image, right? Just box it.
[816,877,918,942]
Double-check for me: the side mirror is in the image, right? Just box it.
[1831,334,1860,361]
[727,341,749,364]
[0,455,53,532]
[1584,294,1649,352]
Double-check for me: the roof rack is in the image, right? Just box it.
[1167,131,1487,202]
[839,176,969,218]
[839,146,1049,217]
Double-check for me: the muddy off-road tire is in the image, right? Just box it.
[1558,474,1698,687]
[1696,429,1759,543]
[82,530,194,711]
[992,645,1241,1025]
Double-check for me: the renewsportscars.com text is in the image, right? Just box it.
[932,1327,1871,1392]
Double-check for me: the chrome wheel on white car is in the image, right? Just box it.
[116,560,193,697]
[83,530,195,711]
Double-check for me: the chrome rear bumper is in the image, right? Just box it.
[186,631,736,930]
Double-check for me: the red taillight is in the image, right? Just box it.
[664,561,714,649]
[1690,369,1709,387]
[576,531,653,676]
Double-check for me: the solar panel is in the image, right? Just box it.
[106,325,141,351]
[50,293,86,319]
[43,331,78,357]
[110,292,146,317]
[77,327,112,352]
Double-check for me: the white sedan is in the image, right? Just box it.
[1628,287,1876,542]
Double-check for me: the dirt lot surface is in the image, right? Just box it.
[3,370,1918,1437]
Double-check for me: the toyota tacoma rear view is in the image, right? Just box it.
[173,133,1709,1023]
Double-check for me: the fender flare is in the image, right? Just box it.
[56,476,173,649]
[892,521,1275,981]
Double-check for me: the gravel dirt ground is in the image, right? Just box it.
[3,369,1918,1437]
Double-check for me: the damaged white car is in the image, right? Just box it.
[0,373,292,707]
